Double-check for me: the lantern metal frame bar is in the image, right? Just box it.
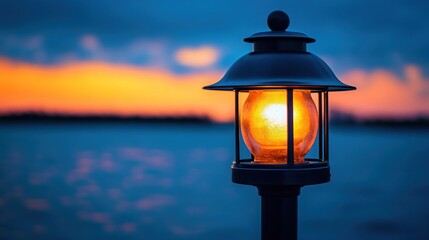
[234,90,241,164]
[287,89,294,165]
[233,88,330,167]
[323,91,329,162]
[318,92,323,160]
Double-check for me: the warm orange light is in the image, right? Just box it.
[241,90,318,164]
[0,58,233,123]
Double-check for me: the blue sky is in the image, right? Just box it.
[1,0,428,75]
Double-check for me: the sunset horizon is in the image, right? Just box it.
[1,57,428,122]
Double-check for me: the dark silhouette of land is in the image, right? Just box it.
[0,112,428,127]
[330,111,429,128]
[0,112,212,124]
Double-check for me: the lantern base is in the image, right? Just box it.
[231,160,330,186]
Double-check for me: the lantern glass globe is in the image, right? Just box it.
[241,90,318,164]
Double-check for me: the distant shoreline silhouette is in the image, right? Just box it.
[0,112,213,124]
[0,112,428,127]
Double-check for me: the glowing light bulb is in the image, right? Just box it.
[241,90,318,164]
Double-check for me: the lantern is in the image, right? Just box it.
[203,10,355,240]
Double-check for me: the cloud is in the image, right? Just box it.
[175,46,219,68]
[331,65,429,119]
[80,35,99,51]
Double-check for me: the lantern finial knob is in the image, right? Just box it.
[267,10,290,31]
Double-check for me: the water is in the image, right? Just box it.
[0,123,428,240]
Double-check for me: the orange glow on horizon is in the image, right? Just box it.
[0,58,233,122]
[332,65,429,119]
[0,58,428,123]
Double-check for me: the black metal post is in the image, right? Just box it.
[258,186,301,240]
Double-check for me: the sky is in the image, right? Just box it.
[0,0,428,122]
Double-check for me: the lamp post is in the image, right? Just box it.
[204,10,356,240]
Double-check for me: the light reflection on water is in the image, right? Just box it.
[0,123,428,240]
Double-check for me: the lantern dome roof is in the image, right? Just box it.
[203,10,356,92]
